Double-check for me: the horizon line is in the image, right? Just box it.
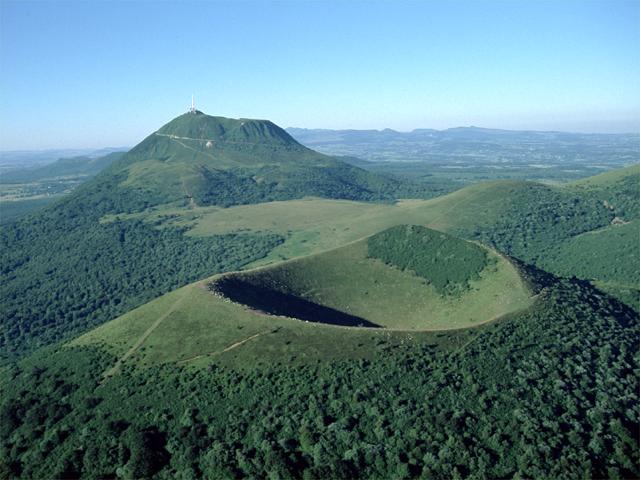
[2,122,638,153]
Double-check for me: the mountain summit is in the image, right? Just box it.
[153,112,299,148]
[96,111,416,209]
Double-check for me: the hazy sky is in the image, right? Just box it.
[1,0,639,149]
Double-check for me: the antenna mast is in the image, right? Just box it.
[189,95,196,114]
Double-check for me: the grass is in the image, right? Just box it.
[217,231,533,331]
[70,227,534,371]
[100,178,606,276]
[70,287,190,358]
[184,181,516,237]
[69,165,638,372]
[71,281,473,369]
[569,163,640,187]
[99,181,525,267]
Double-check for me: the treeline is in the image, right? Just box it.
[1,277,637,479]
[575,169,640,221]
[0,173,283,362]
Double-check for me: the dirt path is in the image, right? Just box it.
[100,292,188,382]
[181,178,198,208]
[155,133,207,141]
[176,331,269,365]
[171,137,218,162]
[154,132,261,147]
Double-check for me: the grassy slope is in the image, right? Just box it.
[177,169,638,303]
[104,180,522,267]
[70,280,474,369]
[71,228,533,371]
[85,166,637,352]
[222,235,532,330]
[569,163,640,187]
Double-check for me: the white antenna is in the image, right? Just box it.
[189,94,196,114]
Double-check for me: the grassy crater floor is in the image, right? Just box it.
[209,226,534,331]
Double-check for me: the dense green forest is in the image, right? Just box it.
[185,162,434,208]
[467,182,613,264]
[367,225,490,294]
[0,198,56,225]
[1,274,637,479]
[463,175,639,310]
[0,172,283,363]
[544,222,638,288]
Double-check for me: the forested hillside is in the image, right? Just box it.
[466,165,640,309]
[0,171,283,362]
[1,275,637,479]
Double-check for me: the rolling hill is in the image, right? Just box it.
[111,167,636,302]
[211,226,533,331]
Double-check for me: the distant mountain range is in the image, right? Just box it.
[0,147,129,171]
[0,152,125,184]
[287,126,640,164]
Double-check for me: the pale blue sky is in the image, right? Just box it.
[1,0,639,149]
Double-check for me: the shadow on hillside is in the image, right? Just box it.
[211,278,381,328]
